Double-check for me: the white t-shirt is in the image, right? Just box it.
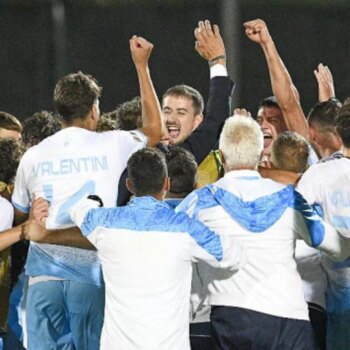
[70,196,246,350]
[0,197,14,231]
[12,127,146,285]
[298,156,350,288]
[177,170,348,320]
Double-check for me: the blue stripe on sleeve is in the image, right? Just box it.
[12,201,30,214]
[293,191,325,247]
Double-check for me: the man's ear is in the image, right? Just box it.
[193,114,204,131]
[126,178,135,195]
[308,126,316,142]
[164,177,171,193]
[91,103,100,121]
[218,149,227,172]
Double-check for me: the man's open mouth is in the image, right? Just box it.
[167,125,180,140]
[263,132,273,148]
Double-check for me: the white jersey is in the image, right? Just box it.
[177,170,349,320]
[71,196,246,350]
[295,240,327,308]
[12,127,146,285]
[298,156,350,288]
[0,197,14,231]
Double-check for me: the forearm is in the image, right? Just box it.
[0,224,23,251]
[261,41,308,138]
[41,227,96,250]
[136,65,163,146]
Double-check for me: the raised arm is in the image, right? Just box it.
[178,20,235,164]
[130,36,163,147]
[314,63,335,102]
[244,19,308,138]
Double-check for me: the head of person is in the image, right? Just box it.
[96,113,118,132]
[0,138,24,184]
[165,147,198,198]
[53,71,102,130]
[126,148,169,199]
[307,98,342,158]
[115,96,142,131]
[219,116,263,172]
[336,108,350,149]
[270,131,309,173]
[0,112,22,141]
[256,97,286,157]
[162,85,204,145]
[22,110,62,148]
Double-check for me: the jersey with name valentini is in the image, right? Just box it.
[177,169,345,321]
[12,127,146,286]
[71,196,246,350]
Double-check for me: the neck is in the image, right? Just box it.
[165,191,188,199]
[62,117,94,131]
[342,147,350,158]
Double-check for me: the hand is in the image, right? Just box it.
[194,20,226,63]
[30,197,49,227]
[243,19,272,45]
[23,219,50,242]
[130,35,154,67]
[233,108,252,118]
[314,63,335,102]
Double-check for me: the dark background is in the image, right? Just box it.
[0,0,349,121]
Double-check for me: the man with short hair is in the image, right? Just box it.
[25,147,246,350]
[177,114,350,350]
[12,36,163,350]
[298,108,350,350]
[22,111,61,149]
[0,112,22,141]
[307,98,343,160]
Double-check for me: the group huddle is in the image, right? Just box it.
[0,18,350,350]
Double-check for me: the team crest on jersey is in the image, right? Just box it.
[129,131,143,143]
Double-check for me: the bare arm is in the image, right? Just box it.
[24,221,96,250]
[130,36,163,146]
[0,224,23,251]
[25,198,96,250]
[244,19,308,138]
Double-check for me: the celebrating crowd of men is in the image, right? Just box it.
[0,17,350,350]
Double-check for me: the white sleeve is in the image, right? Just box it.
[210,64,228,78]
[113,129,147,161]
[0,198,14,230]
[70,197,100,229]
[294,204,350,262]
[12,153,31,214]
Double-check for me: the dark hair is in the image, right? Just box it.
[162,85,204,115]
[0,112,22,132]
[271,131,309,173]
[53,71,102,123]
[258,96,279,110]
[127,148,167,196]
[96,113,117,132]
[22,111,61,147]
[166,147,197,195]
[307,98,342,131]
[336,110,350,148]
[115,96,142,131]
[0,138,25,183]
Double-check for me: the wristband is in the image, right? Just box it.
[208,55,226,67]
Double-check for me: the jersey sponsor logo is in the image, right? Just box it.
[31,156,109,177]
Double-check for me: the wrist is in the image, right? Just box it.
[208,55,226,68]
